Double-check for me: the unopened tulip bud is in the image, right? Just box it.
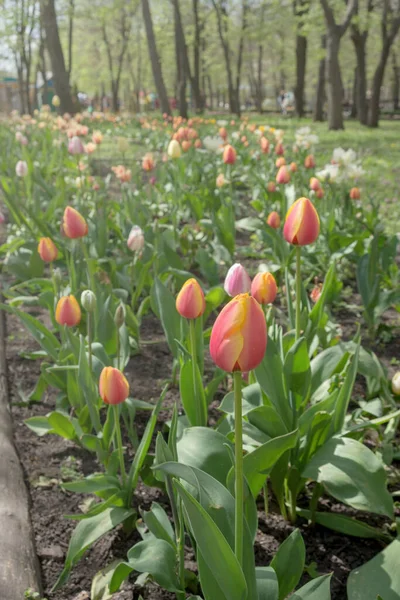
[168,139,182,159]
[216,173,226,188]
[223,144,236,165]
[142,153,155,171]
[181,140,191,152]
[276,165,290,184]
[52,95,60,107]
[289,162,298,172]
[219,127,228,141]
[68,135,84,155]
[392,372,400,395]
[260,137,269,153]
[114,303,126,329]
[55,295,81,327]
[38,237,58,262]
[127,225,144,252]
[99,366,129,405]
[315,187,324,199]
[267,181,276,193]
[176,278,205,319]
[210,293,267,372]
[276,157,286,168]
[81,290,96,312]
[15,160,28,177]
[310,177,321,191]
[92,130,103,144]
[267,211,280,229]
[283,197,320,246]
[224,263,251,297]
[350,187,361,200]
[194,139,202,148]
[63,206,88,239]
[310,285,322,303]
[251,272,277,305]
[275,142,284,155]
[304,154,315,169]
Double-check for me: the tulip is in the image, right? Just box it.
[304,154,315,169]
[310,177,321,191]
[63,206,88,239]
[224,263,251,297]
[68,135,84,155]
[210,293,267,373]
[52,95,60,107]
[114,303,126,329]
[168,139,182,159]
[276,165,290,184]
[55,295,81,327]
[127,225,145,252]
[275,142,284,155]
[176,278,205,319]
[267,211,280,229]
[99,366,129,405]
[81,290,97,313]
[37,237,58,262]
[350,187,361,200]
[15,160,28,177]
[194,139,202,148]
[289,162,298,172]
[92,130,103,145]
[260,137,269,153]
[182,140,191,152]
[219,127,228,140]
[276,157,286,168]
[283,197,320,246]
[310,285,322,303]
[223,144,236,165]
[267,181,276,193]
[142,153,155,171]
[216,173,226,188]
[392,372,400,396]
[251,272,277,305]
[315,187,324,199]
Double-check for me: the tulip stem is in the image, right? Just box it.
[189,318,206,426]
[233,370,244,568]
[295,247,302,340]
[87,311,92,373]
[113,404,126,485]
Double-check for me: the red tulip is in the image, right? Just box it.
[63,206,88,239]
[55,295,81,327]
[210,294,267,372]
[176,278,205,319]
[38,237,58,262]
[283,197,320,246]
[251,272,277,305]
[99,366,129,405]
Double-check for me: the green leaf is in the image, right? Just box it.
[297,509,390,541]
[177,426,233,485]
[179,359,207,426]
[174,480,248,600]
[310,346,348,396]
[283,337,311,408]
[220,383,263,416]
[141,502,176,548]
[53,506,135,590]
[347,539,400,600]
[270,529,305,600]
[47,411,77,441]
[302,437,394,518]
[91,560,120,600]
[62,475,120,495]
[256,566,279,600]
[151,278,181,357]
[292,574,332,599]
[333,342,360,434]
[24,415,53,436]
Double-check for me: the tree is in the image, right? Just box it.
[40,0,75,113]
[173,0,188,117]
[319,0,358,129]
[350,0,373,125]
[368,0,400,127]
[314,34,326,121]
[392,49,400,110]
[293,0,309,117]
[142,0,171,115]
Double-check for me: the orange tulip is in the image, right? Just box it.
[63,206,88,239]
[267,211,280,228]
[276,165,290,184]
[223,144,237,165]
[251,272,277,305]
[304,154,315,169]
[350,187,361,200]
[99,366,129,405]
[176,278,205,319]
[289,162,298,172]
[142,153,155,171]
[38,237,58,262]
[210,293,267,372]
[309,177,321,191]
[260,137,269,153]
[283,197,320,246]
[219,127,228,141]
[55,295,81,327]
[267,181,277,193]
[276,157,286,168]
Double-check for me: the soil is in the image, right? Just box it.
[4,298,400,600]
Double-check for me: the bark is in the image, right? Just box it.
[142,0,171,115]
[192,0,204,111]
[40,0,74,113]
[351,30,368,124]
[174,0,188,118]
[293,0,309,117]
[314,35,326,122]
[392,51,399,110]
[67,0,75,79]
[319,0,358,130]
[350,67,358,118]
[368,0,400,127]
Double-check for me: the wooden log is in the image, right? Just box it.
[0,301,42,598]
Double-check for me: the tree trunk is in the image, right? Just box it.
[192,0,204,111]
[351,31,368,124]
[392,51,399,110]
[174,0,188,118]
[142,0,171,115]
[67,0,75,79]
[314,35,326,122]
[40,0,74,113]
[294,34,307,117]
[368,41,391,127]
[350,67,358,118]
[326,31,344,129]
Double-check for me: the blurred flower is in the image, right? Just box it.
[251,271,277,305]
[85,142,96,154]
[304,154,315,169]
[276,157,286,168]
[99,367,129,405]
[142,153,155,171]
[68,135,84,155]
[350,187,361,200]
[275,142,284,155]
[310,284,322,303]
[295,126,319,150]
[276,165,290,184]
[260,137,269,153]
[392,372,400,396]
[216,173,226,187]
[315,187,324,199]
[289,162,298,172]
[127,225,144,252]
[267,211,280,228]
[92,130,103,144]
[182,140,191,152]
[168,139,182,159]
[224,263,251,297]
[55,295,81,327]
[52,95,60,107]
[15,160,28,177]
[63,206,88,238]
[219,127,228,141]
[267,181,277,193]
[283,197,320,246]
[38,237,58,262]
[223,144,237,165]
[210,293,267,372]
[309,177,321,191]
[176,278,205,319]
